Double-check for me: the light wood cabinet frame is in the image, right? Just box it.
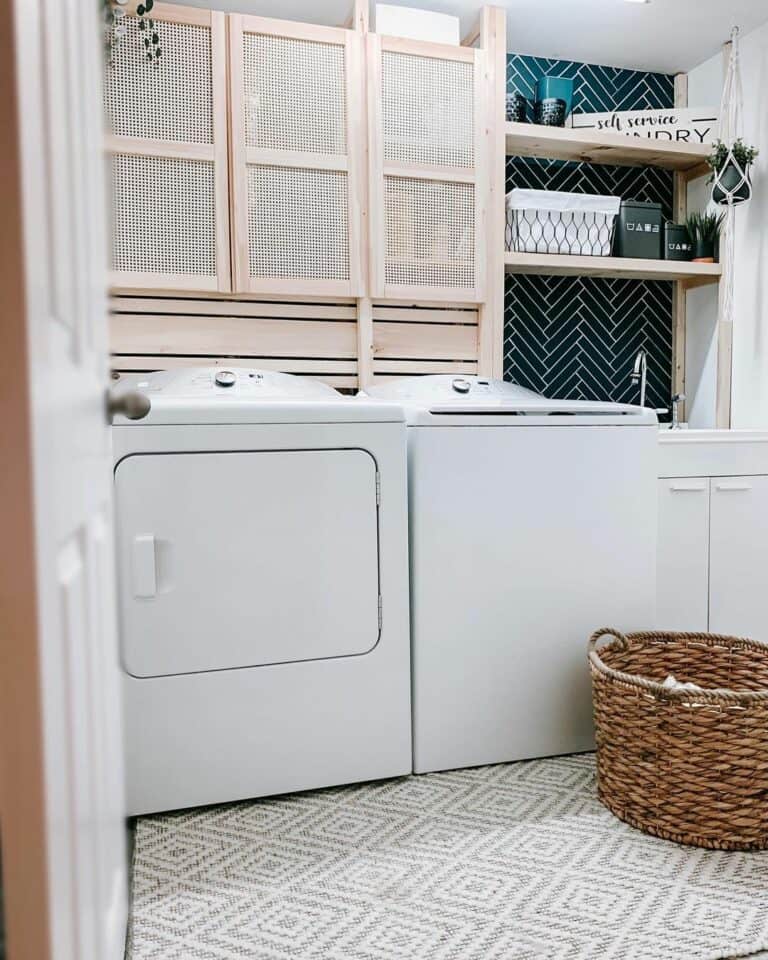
[366,33,487,304]
[227,15,366,297]
[109,4,508,390]
[107,4,231,294]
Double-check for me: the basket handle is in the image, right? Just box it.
[589,627,629,655]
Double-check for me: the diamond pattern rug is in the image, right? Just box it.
[127,755,768,960]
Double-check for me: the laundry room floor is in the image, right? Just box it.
[126,754,768,960]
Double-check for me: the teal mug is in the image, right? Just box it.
[535,76,574,119]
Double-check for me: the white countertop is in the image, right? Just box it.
[658,429,768,477]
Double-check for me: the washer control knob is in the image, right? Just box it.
[452,378,471,394]
[215,370,237,388]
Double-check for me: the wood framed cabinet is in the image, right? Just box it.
[104,3,231,293]
[657,474,768,639]
[227,15,366,297]
[106,6,489,305]
[367,35,485,302]
[106,4,506,385]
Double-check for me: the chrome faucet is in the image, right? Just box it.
[670,393,686,429]
[631,349,648,408]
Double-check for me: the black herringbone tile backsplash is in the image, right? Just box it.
[505,54,675,412]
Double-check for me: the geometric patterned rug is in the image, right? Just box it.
[127,755,768,960]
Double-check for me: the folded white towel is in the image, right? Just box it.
[662,673,704,693]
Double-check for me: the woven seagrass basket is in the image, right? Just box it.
[589,628,768,851]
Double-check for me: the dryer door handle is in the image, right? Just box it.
[132,534,157,598]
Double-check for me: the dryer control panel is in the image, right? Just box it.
[109,367,405,426]
[117,367,338,401]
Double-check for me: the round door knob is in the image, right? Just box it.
[452,378,471,394]
[215,370,237,387]
[108,390,151,422]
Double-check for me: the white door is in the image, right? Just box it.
[115,448,381,677]
[0,2,127,960]
[656,478,710,631]
[710,475,768,640]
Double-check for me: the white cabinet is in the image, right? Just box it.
[657,478,709,631]
[657,473,768,640]
[709,476,768,639]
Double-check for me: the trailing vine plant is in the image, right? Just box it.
[103,0,162,66]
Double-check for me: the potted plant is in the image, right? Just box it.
[708,138,758,204]
[686,211,725,263]
[103,0,161,65]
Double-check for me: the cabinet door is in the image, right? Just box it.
[228,16,365,297]
[710,475,768,640]
[656,478,710,631]
[367,35,484,302]
[104,4,231,293]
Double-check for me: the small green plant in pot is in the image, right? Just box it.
[708,138,758,205]
[686,211,725,263]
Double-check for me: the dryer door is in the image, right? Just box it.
[115,449,380,677]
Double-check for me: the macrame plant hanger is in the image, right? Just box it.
[714,26,750,349]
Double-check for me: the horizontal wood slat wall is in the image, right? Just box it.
[110,296,479,390]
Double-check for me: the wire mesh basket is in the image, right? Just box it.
[506,189,620,257]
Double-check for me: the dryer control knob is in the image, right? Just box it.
[452,378,471,394]
[215,370,237,388]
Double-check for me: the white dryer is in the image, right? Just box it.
[112,368,411,814]
[368,375,658,774]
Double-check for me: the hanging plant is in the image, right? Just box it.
[708,138,758,205]
[103,0,162,66]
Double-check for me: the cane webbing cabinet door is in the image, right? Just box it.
[367,35,485,303]
[104,4,230,293]
[228,16,365,297]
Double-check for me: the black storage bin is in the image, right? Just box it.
[614,201,663,259]
[664,222,693,261]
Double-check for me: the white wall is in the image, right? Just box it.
[687,22,768,428]
[685,53,721,428]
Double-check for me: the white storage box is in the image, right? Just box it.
[374,4,460,44]
[506,189,621,257]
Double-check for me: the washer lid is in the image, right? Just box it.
[111,368,404,425]
[367,375,657,425]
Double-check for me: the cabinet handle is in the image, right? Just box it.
[669,482,707,492]
[131,534,157,598]
[714,482,753,492]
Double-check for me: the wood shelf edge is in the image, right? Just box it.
[504,251,722,284]
[504,121,711,175]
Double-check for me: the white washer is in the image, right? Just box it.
[368,375,658,774]
[112,368,411,814]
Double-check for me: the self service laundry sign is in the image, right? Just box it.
[571,107,719,145]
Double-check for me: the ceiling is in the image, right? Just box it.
[181,0,768,73]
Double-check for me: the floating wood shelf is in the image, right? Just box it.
[505,121,711,177]
[504,252,722,285]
